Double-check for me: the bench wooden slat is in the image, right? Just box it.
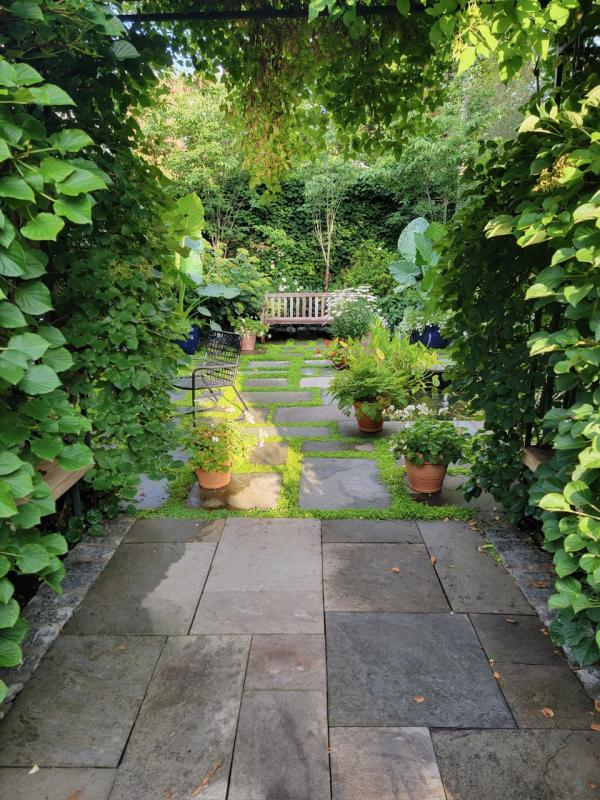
[521,446,553,472]
[37,460,92,500]
[263,292,332,325]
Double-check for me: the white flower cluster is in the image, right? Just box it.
[327,286,378,318]
[384,400,450,422]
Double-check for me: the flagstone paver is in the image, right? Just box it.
[246,360,290,369]
[432,730,600,800]
[228,690,330,800]
[250,440,289,465]
[0,768,118,800]
[244,377,288,387]
[109,635,249,800]
[300,440,374,452]
[187,473,282,510]
[470,613,565,665]
[418,520,533,614]
[243,390,313,404]
[326,612,515,728]
[275,404,348,422]
[241,424,333,437]
[0,635,164,767]
[300,376,332,388]
[299,457,391,509]
[330,727,446,800]
[245,634,326,691]
[66,543,215,635]
[322,519,421,543]
[125,517,224,543]
[324,543,449,612]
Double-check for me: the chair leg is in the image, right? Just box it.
[192,372,196,426]
[233,385,250,414]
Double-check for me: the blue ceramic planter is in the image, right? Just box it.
[410,324,448,349]
[175,324,201,355]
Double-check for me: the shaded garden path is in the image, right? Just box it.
[0,516,598,799]
[0,342,598,799]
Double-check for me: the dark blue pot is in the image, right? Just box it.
[410,325,448,349]
[175,324,201,355]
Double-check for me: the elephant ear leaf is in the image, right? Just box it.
[389,259,420,290]
[397,217,429,262]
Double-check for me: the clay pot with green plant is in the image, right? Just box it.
[234,317,270,353]
[185,420,248,489]
[389,418,468,493]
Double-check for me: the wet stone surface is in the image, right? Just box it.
[187,473,282,511]
[299,457,391,510]
[301,440,374,452]
[250,441,289,465]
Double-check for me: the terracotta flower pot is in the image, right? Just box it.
[353,401,384,433]
[240,332,257,353]
[405,459,447,494]
[196,461,232,490]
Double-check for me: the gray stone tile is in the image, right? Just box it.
[0,768,117,799]
[322,519,421,543]
[243,391,313,404]
[131,474,169,509]
[299,458,391,510]
[300,377,332,388]
[301,440,374,452]
[470,614,565,665]
[301,367,318,376]
[203,519,322,593]
[125,518,224,543]
[109,636,249,800]
[0,635,163,767]
[326,612,514,728]
[432,729,600,800]
[247,360,290,369]
[250,441,289,465]
[275,405,348,422]
[494,664,597,729]
[186,473,282,511]
[330,727,445,800]
[324,544,449,612]
[418,521,532,614]
[228,690,330,800]
[241,425,333,437]
[245,634,326,691]
[244,377,288,387]
[304,359,333,366]
[191,590,324,634]
[66,543,215,635]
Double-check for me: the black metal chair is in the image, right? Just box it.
[173,329,248,424]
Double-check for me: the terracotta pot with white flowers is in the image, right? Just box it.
[233,318,270,353]
[185,420,248,489]
[389,416,468,494]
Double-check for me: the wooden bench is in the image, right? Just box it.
[262,292,332,326]
[37,460,92,516]
[521,445,553,472]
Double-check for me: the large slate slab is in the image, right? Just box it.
[0,635,163,767]
[495,663,597,729]
[186,473,282,511]
[250,440,289,465]
[322,519,421,543]
[228,690,330,800]
[193,519,324,634]
[202,518,321,593]
[241,424,333,437]
[324,543,449,612]
[243,391,312,404]
[125,518,224,543]
[275,405,348,422]
[0,768,117,799]
[326,612,514,728]
[301,440,374,453]
[191,590,324,634]
[432,729,600,800]
[243,377,287,387]
[66,543,215,635]
[300,376,332,388]
[330,727,445,800]
[246,360,290,369]
[245,634,326,691]
[109,636,250,800]
[417,521,532,614]
[470,614,564,665]
[300,458,391,510]
[304,359,333,367]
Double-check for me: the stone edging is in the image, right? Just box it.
[480,514,600,703]
[0,515,134,721]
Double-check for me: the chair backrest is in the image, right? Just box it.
[203,329,242,383]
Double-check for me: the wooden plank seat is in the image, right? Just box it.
[521,445,553,472]
[30,460,92,517]
[262,292,332,326]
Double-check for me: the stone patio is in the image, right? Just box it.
[0,517,598,799]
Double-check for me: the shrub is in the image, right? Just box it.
[341,239,397,296]
[389,418,468,466]
[328,287,379,339]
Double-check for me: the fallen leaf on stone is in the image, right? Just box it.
[594,700,600,713]
[192,759,223,796]
[531,580,548,588]
[117,644,127,652]
[541,707,555,718]
[391,566,401,573]
[588,782,598,790]
[591,724,600,732]
[442,517,449,522]
[67,792,83,800]
[540,628,549,636]
[505,618,516,624]
[431,556,437,565]
[493,671,501,680]
[163,789,174,800]
[414,695,425,703]
[28,765,39,775]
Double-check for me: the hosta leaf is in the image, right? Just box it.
[0,637,22,667]
[21,213,65,241]
[19,364,61,394]
[0,556,10,579]
[0,598,19,629]
[0,578,14,604]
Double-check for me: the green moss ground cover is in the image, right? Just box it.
[140,339,473,521]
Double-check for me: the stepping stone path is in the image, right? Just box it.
[1,343,598,800]
[0,516,597,799]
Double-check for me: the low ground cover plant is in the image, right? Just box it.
[389,417,468,466]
